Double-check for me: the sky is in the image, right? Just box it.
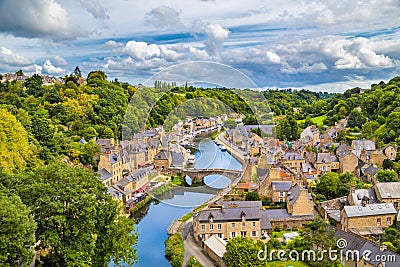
[0,0,400,92]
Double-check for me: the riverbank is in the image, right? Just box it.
[216,131,246,164]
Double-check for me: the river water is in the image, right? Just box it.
[130,138,242,267]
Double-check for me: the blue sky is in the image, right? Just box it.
[0,0,400,92]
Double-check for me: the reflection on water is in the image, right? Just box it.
[122,138,242,267]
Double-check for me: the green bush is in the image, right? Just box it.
[165,233,184,267]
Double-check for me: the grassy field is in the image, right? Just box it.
[297,115,326,126]
[271,230,296,238]
[268,260,310,267]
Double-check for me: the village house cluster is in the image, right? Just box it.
[190,118,400,267]
[95,116,226,213]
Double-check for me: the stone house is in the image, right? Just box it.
[258,162,296,198]
[313,153,339,175]
[340,203,397,236]
[98,152,123,185]
[271,181,293,202]
[193,201,265,242]
[334,228,400,267]
[286,184,314,216]
[300,125,320,146]
[262,184,315,230]
[300,162,318,186]
[336,143,359,174]
[153,150,172,170]
[374,182,400,210]
[281,151,305,174]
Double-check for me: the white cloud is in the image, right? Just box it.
[146,6,185,31]
[281,62,327,74]
[0,0,85,40]
[43,60,65,75]
[122,41,161,61]
[265,51,281,64]
[204,24,229,55]
[53,56,68,67]
[79,0,109,21]
[0,47,31,66]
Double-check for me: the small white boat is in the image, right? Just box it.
[220,145,227,151]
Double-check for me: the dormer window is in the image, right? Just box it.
[208,213,214,223]
[240,211,246,222]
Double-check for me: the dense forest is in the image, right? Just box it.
[1,69,400,265]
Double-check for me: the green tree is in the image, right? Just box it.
[315,172,340,199]
[30,110,55,147]
[82,126,98,140]
[383,159,394,170]
[347,109,366,128]
[15,69,24,76]
[25,74,44,97]
[14,163,137,266]
[0,109,33,173]
[223,237,266,267]
[277,115,299,141]
[224,119,237,129]
[164,233,184,267]
[376,169,398,182]
[245,191,261,201]
[0,185,36,266]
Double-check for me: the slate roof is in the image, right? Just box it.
[109,153,122,164]
[98,168,112,181]
[316,153,339,163]
[222,201,262,209]
[282,151,304,160]
[171,152,184,167]
[336,143,351,158]
[256,168,270,182]
[147,138,160,148]
[343,203,397,218]
[350,188,378,206]
[301,162,317,173]
[352,139,376,150]
[272,181,292,192]
[375,182,400,199]
[261,209,314,230]
[364,165,379,176]
[154,150,170,160]
[196,201,262,222]
[287,184,301,205]
[333,228,400,267]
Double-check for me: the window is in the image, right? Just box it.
[201,224,205,231]
[252,222,256,227]
[232,223,235,228]
[394,202,398,209]
[210,224,214,230]
[241,231,247,237]
[251,231,257,237]
[231,232,236,238]
[217,233,223,238]
[242,221,246,227]
[279,192,284,197]
[217,224,222,230]
[279,198,284,203]
[377,218,381,226]
[387,217,392,225]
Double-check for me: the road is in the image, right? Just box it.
[181,219,217,267]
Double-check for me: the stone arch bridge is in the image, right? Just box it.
[181,168,242,185]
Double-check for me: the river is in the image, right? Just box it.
[130,138,242,267]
